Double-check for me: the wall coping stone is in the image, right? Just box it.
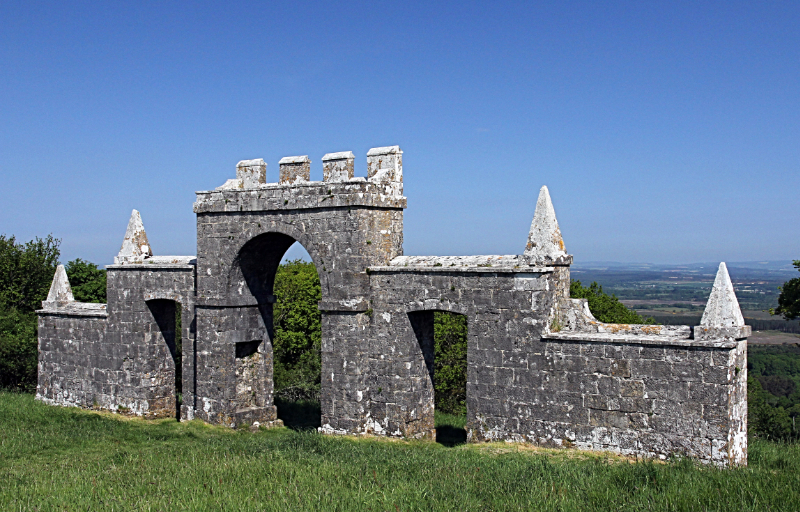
[194,181,406,213]
[368,266,555,274]
[543,331,739,349]
[237,158,265,168]
[37,302,108,318]
[369,255,554,273]
[367,146,401,156]
[196,179,397,194]
[106,256,196,270]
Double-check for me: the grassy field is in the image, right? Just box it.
[2,392,800,511]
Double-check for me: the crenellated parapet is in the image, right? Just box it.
[211,147,402,190]
[197,147,406,214]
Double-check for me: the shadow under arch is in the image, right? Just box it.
[225,223,332,306]
[226,230,326,429]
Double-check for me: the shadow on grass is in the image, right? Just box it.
[436,425,467,447]
[275,398,321,430]
[435,411,467,447]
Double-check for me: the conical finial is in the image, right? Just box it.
[701,262,745,327]
[43,264,74,307]
[114,209,153,264]
[524,186,568,263]
[695,262,750,340]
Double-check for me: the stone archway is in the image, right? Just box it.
[224,231,327,428]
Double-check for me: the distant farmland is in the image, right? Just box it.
[571,260,800,340]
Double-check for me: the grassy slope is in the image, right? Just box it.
[2,393,800,511]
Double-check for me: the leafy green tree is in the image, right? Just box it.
[772,260,800,321]
[0,234,60,313]
[570,280,655,324]
[0,234,60,391]
[272,259,322,401]
[748,375,800,440]
[65,258,107,303]
[433,312,468,415]
[0,309,38,391]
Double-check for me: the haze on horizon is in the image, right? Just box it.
[1,1,797,266]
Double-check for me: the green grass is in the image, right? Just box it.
[2,392,800,511]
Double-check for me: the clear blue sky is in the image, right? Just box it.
[1,1,797,266]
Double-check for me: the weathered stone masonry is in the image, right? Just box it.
[37,145,750,465]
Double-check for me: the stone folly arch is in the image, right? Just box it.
[192,149,406,428]
[37,151,751,466]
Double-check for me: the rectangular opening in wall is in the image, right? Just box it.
[146,299,182,420]
[408,310,468,446]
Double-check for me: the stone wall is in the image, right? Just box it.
[350,262,560,438]
[37,307,110,409]
[501,333,746,465]
[37,260,196,419]
[105,261,197,419]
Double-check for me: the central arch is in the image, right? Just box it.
[226,231,328,428]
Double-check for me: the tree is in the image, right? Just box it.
[65,258,107,303]
[570,280,655,324]
[0,234,60,391]
[772,260,800,321]
[0,234,60,313]
[433,312,468,415]
[0,308,38,391]
[272,259,322,401]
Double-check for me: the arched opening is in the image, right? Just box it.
[146,299,182,420]
[231,234,322,429]
[408,310,468,446]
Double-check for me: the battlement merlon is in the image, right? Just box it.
[237,158,267,188]
[367,146,402,183]
[196,147,406,214]
[279,155,311,184]
[322,151,355,182]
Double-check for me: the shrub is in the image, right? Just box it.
[433,312,468,415]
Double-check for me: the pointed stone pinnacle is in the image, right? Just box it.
[701,262,745,327]
[524,186,567,263]
[44,264,74,306]
[114,209,153,264]
[695,262,751,341]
